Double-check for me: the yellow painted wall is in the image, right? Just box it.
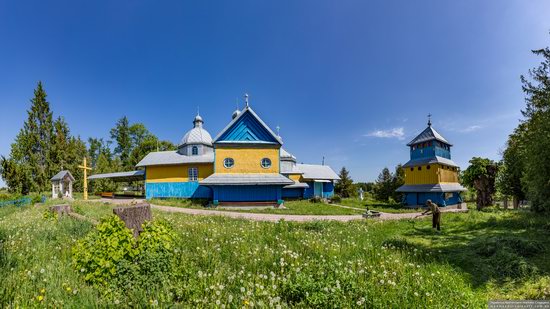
[288,174,302,182]
[404,164,459,185]
[215,147,280,173]
[146,163,214,183]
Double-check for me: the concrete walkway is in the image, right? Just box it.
[150,204,468,222]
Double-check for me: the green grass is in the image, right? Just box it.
[1,203,549,307]
[150,198,364,215]
[339,197,421,213]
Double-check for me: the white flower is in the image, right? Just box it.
[40,268,45,274]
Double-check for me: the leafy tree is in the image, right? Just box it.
[519,40,550,212]
[128,136,175,167]
[496,125,526,208]
[391,164,405,202]
[0,81,54,193]
[334,167,354,198]
[87,138,112,168]
[462,157,499,210]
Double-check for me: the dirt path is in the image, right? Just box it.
[150,204,468,222]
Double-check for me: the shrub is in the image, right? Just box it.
[310,197,323,203]
[330,195,342,203]
[72,215,177,291]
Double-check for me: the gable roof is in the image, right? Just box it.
[296,164,340,180]
[213,107,282,145]
[136,151,214,167]
[407,125,452,146]
[50,170,75,182]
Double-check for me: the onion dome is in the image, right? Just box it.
[180,114,212,146]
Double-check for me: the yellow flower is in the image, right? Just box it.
[37,295,44,302]
[66,287,71,292]
[244,299,249,305]
[40,288,45,294]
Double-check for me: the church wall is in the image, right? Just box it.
[214,147,280,174]
[404,164,459,185]
[146,164,214,183]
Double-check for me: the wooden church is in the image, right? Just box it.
[134,96,339,206]
[396,118,466,207]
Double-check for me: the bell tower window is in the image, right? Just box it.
[192,146,198,156]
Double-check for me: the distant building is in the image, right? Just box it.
[135,100,339,205]
[396,118,466,207]
[51,170,75,199]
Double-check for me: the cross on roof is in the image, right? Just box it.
[427,113,432,126]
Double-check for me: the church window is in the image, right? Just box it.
[410,167,414,171]
[261,158,272,169]
[188,167,198,182]
[192,146,198,155]
[427,165,431,169]
[418,166,422,171]
[224,158,234,169]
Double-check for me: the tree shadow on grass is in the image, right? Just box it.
[393,211,550,289]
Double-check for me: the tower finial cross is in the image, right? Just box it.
[244,93,249,107]
[427,113,432,126]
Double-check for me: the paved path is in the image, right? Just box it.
[150,204,468,222]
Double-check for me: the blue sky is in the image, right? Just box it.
[1,0,549,186]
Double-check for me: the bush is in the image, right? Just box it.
[330,195,342,203]
[310,197,323,203]
[73,215,177,290]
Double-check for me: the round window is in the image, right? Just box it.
[261,158,272,169]
[223,158,234,169]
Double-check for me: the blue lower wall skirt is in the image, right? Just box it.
[404,192,462,207]
[303,181,335,199]
[146,182,212,199]
[213,185,282,202]
[282,188,304,198]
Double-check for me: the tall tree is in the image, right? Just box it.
[462,157,499,210]
[128,136,175,167]
[1,81,54,193]
[373,167,393,202]
[496,125,526,208]
[391,164,405,202]
[519,40,550,212]
[334,167,354,198]
[110,116,132,168]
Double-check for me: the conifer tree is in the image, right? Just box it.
[110,116,132,168]
[335,167,354,198]
[1,81,54,193]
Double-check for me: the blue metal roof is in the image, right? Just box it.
[213,107,282,145]
[407,125,452,146]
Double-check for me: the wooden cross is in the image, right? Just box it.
[78,157,92,200]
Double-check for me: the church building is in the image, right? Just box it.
[396,118,466,207]
[136,97,339,205]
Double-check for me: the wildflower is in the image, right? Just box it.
[37,295,44,301]
[40,288,45,294]
[414,292,419,297]
[40,268,45,274]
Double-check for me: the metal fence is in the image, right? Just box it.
[0,196,45,207]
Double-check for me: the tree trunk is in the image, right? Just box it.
[513,196,519,209]
[113,203,152,238]
[503,196,509,209]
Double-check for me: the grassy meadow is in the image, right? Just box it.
[1,201,549,307]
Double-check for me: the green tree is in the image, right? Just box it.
[0,81,54,193]
[128,136,175,167]
[519,41,550,212]
[334,167,354,198]
[373,167,393,202]
[391,164,405,202]
[496,125,526,209]
[110,116,132,168]
[462,157,499,210]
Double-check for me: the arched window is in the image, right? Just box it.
[261,158,272,169]
[427,165,431,170]
[418,166,422,171]
[223,158,234,169]
[191,146,198,156]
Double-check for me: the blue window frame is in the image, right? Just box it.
[192,146,198,155]
[223,158,234,169]
[261,158,272,169]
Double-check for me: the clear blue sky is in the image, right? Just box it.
[1,0,549,187]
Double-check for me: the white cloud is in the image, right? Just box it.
[459,125,483,133]
[365,127,405,140]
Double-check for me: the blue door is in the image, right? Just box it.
[314,182,323,197]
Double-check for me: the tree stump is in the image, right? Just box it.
[112,203,152,238]
[49,204,73,217]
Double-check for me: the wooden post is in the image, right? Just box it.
[113,203,152,238]
[78,157,92,200]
